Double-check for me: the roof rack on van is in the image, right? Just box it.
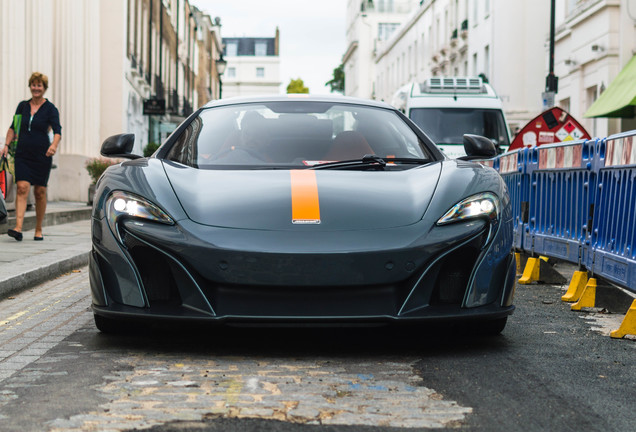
[417,77,486,95]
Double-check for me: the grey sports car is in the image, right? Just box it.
[89,95,515,334]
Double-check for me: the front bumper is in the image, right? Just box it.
[90,215,516,324]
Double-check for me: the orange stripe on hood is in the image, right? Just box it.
[290,170,321,224]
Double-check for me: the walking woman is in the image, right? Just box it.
[1,72,62,241]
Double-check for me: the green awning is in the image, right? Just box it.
[585,55,636,118]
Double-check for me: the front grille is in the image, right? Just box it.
[116,225,488,318]
[206,283,408,318]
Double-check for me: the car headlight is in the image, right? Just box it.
[437,192,500,225]
[106,191,174,241]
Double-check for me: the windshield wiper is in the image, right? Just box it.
[310,154,429,170]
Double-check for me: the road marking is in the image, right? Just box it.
[0,311,27,327]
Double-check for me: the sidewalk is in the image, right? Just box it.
[0,202,92,299]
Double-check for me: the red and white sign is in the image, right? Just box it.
[509,107,591,151]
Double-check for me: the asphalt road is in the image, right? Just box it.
[0,269,634,431]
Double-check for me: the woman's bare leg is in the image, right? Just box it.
[14,180,30,232]
[34,185,47,237]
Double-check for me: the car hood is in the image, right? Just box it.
[162,162,442,230]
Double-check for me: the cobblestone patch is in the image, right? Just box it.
[49,355,471,430]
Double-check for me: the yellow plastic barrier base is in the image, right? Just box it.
[610,299,636,339]
[561,271,588,302]
[517,256,562,285]
[518,257,540,285]
[515,252,522,276]
[571,278,597,311]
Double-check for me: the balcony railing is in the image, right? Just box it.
[183,98,193,117]
[154,75,165,99]
[168,90,180,115]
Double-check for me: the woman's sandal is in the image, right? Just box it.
[7,229,23,241]
[34,236,44,241]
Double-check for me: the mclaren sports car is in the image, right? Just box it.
[89,95,516,333]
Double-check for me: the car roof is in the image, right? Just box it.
[201,94,396,110]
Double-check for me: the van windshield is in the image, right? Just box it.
[409,107,510,151]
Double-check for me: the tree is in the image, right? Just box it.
[326,63,344,93]
[286,78,309,94]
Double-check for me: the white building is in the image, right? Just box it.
[343,0,420,99]
[555,0,636,137]
[221,29,282,98]
[0,0,222,202]
[350,0,549,133]
[345,0,636,136]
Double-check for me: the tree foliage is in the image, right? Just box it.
[326,64,344,93]
[286,78,309,94]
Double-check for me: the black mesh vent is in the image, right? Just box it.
[430,237,483,305]
[124,233,182,305]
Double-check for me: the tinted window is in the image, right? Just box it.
[165,102,431,168]
[409,108,510,147]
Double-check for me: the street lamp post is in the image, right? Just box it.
[215,55,227,99]
[543,0,558,109]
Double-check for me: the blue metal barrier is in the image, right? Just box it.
[523,139,597,266]
[588,132,636,292]
[497,148,529,250]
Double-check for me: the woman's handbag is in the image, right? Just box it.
[0,188,7,222]
[0,156,7,221]
[0,156,9,199]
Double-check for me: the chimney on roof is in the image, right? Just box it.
[275,26,280,56]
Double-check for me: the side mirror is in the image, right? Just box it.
[100,134,142,160]
[459,134,497,160]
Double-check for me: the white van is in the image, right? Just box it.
[392,77,510,158]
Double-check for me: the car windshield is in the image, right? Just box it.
[165,101,431,169]
[409,107,510,147]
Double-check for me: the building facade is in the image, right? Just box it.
[0,0,223,202]
[554,0,636,137]
[348,0,549,133]
[343,0,420,99]
[221,29,282,98]
[346,0,636,136]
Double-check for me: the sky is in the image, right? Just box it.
[190,0,346,95]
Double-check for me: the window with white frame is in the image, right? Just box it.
[226,67,236,78]
[256,67,265,78]
[255,41,267,56]
[377,0,395,13]
[378,23,400,41]
[484,45,490,81]
[226,42,238,57]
